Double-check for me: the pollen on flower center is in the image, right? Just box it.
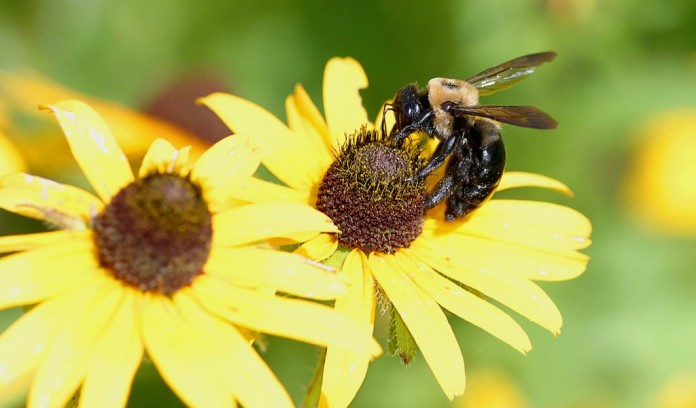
[316,128,427,254]
[93,173,213,294]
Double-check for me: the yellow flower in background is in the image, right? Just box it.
[0,101,380,407]
[652,372,696,408]
[0,102,26,175]
[622,111,696,235]
[0,72,209,175]
[453,369,528,408]
[201,57,591,406]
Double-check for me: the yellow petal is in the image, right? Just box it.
[410,244,563,334]
[206,246,346,300]
[285,87,334,184]
[0,72,209,160]
[322,250,376,408]
[0,230,91,254]
[190,136,260,212]
[141,292,293,407]
[177,293,293,408]
[425,200,592,257]
[370,254,466,399]
[290,84,332,148]
[293,233,339,262]
[497,172,573,195]
[0,238,101,309]
[137,138,178,177]
[0,129,26,176]
[213,202,337,246]
[173,146,191,174]
[42,101,134,203]
[139,294,235,407]
[29,279,121,408]
[417,231,587,282]
[0,280,108,389]
[199,93,318,190]
[395,251,531,354]
[232,176,312,204]
[0,173,103,228]
[191,275,381,358]
[80,289,143,408]
[322,58,371,149]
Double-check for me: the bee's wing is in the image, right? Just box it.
[447,104,558,129]
[466,52,557,97]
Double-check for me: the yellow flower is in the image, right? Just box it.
[0,103,26,175]
[453,369,528,408]
[0,100,380,407]
[201,57,591,406]
[622,111,696,235]
[0,72,209,175]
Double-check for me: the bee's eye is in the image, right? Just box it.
[405,101,421,119]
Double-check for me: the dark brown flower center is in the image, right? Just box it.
[93,173,212,294]
[316,128,426,254]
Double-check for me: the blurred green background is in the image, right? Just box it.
[2,0,696,407]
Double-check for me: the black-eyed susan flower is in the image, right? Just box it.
[0,100,381,408]
[201,57,591,406]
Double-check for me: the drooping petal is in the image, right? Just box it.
[176,293,294,408]
[80,289,143,408]
[190,136,260,212]
[286,87,334,185]
[138,138,179,177]
[199,93,318,190]
[322,250,376,408]
[497,172,573,195]
[395,250,531,354]
[293,233,339,262]
[416,230,587,282]
[205,246,346,300]
[425,200,592,257]
[0,173,103,227]
[191,275,381,358]
[41,101,134,203]
[139,293,239,407]
[370,254,466,399]
[0,237,102,309]
[410,244,563,334]
[322,58,371,149]
[213,202,337,247]
[0,230,91,254]
[28,278,121,408]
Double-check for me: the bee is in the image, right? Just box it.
[386,52,558,221]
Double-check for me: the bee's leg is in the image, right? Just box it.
[392,125,418,145]
[424,172,456,209]
[391,110,434,145]
[414,134,460,179]
[423,149,472,209]
[444,120,505,221]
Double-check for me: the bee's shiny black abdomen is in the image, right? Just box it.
[425,119,506,220]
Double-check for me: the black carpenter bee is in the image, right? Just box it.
[386,52,558,221]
